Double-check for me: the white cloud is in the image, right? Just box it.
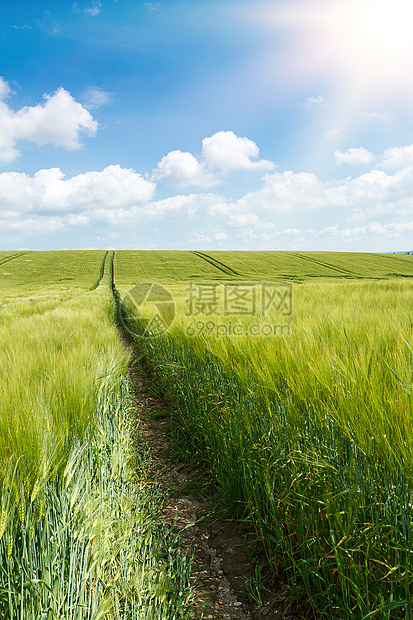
[153,131,276,189]
[81,87,113,109]
[0,77,12,100]
[222,165,413,224]
[84,1,102,16]
[187,233,212,244]
[213,232,228,240]
[0,165,155,216]
[334,147,374,166]
[1,217,65,236]
[300,94,324,108]
[188,231,229,244]
[207,201,232,217]
[340,221,413,240]
[226,212,273,229]
[236,228,258,243]
[145,193,224,220]
[201,131,275,175]
[5,121,413,250]
[10,24,31,30]
[347,168,413,212]
[319,225,339,235]
[0,79,98,162]
[236,170,330,212]
[152,150,219,188]
[379,145,413,170]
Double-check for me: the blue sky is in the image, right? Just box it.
[1,0,413,251]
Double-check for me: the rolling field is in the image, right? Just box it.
[114,249,413,284]
[115,251,413,618]
[0,251,192,619]
[114,249,232,285]
[0,250,110,321]
[200,250,413,279]
[0,249,108,290]
[3,248,413,618]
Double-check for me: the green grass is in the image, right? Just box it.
[114,250,413,284]
[0,250,108,295]
[114,252,413,618]
[0,250,111,322]
[5,247,413,617]
[0,251,193,618]
[199,250,413,280]
[114,250,248,285]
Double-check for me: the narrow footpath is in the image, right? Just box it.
[124,344,302,620]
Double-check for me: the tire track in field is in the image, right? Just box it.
[121,348,297,620]
[93,250,110,289]
[291,252,354,276]
[110,249,116,291]
[190,251,242,276]
[1,251,115,325]
[111,272,300,620]
[0,251,30,269]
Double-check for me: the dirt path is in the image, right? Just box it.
[124,349,305,620]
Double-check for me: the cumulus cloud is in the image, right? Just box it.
[145,193,227,220]
[0,168,234,240]
[226,212,273,229]
[0,165,155,215]
[379,145,413,170]
[187,233,212,244]
[234,171,331,212]
[338,221,413,241]
[0,78,98,162]
[236,228,258,243]
[213,232,228,240]
[152,131,275,188]
[152,150,218,188]
[201,131,275,175]
[0,215,66,235]
[319,225,339,235]
[5,124,413,250]
[186,230,229,244]
[334,147,374,166]
[221,164,413,226]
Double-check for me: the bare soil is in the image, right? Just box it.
[126,347,306,620]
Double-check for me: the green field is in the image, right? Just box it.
[0,249,108,292]
[0,251,192,619]
[114,249,413,283]
[200,250,413,279]
[115,250,413,619]
[2,249,413,618]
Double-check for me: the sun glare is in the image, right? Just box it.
[351,0,413,60]
[267,0,413,100]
